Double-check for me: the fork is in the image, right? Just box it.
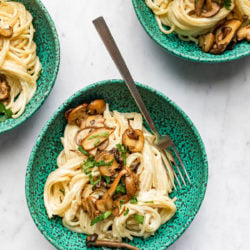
[93,16,191,189]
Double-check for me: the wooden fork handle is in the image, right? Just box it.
[93,16,159,136]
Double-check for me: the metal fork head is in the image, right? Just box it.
[156,135,191,189]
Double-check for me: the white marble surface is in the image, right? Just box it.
[0,0,250,249]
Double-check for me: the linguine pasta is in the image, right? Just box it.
[0,0,41,118]
[145,0,250,53]
[44,101,176,244]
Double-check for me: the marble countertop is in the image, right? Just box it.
[1,0,250,249]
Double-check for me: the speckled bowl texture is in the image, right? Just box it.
[0,0,60,134]
[26,80,208,250]
[132,0,250,63]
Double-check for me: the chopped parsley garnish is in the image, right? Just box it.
[115,185,126,194]
[130,195,138,204]
[78,146,88,156]
[81,156,114,175]
[120,199,125,206]
[88,131,110,140]
[134,214,144,224]
[94,139,101,146]
[103,176,110,184]
[59,189,65,195]
[224,0,232,10]
[144,201,154,204]
[116,144,128,166]
[90,211,112,226]
[89,175,101,187]
[124,208,129,216]
[0,102,13,122]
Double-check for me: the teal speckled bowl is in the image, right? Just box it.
[25,80,208,249]
[132,0,250,63]
[0,0,60,134]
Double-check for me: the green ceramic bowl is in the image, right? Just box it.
[0,0,60,134]
[132,0,250,63]
[26,80,208,249]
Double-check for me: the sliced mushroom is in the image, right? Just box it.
[65,103,88,126]
[97,140,109,151]
[122,128,144,153]
[85,115,105,128]
[95,151,119,177]
[86,238,139,250]
[0,23,13,38]
[198,33,215,52]
[81,127,114,151]
[237,25,250,41]
[88,99,106,115]
[195,0,205,16]
[0,76,10,100]
[95,194,113,213]
[201,2,220,18]
[210,19,242,54]
[82,197,99,220]
[75,128,93,145]
[124,168,138,197]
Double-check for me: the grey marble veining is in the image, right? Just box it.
[0,0,250,249]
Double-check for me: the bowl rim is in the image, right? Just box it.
[25,79,208,249]
[132,0,250,63]
[0,0,60,135]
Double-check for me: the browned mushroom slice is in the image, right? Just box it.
[81,127,114,151]
[198,33,215,52]
[237,25,250,41]
[0,24,13,38]
[75,128,93,145]
[124,170,138,197]
[95,151,119,177]
[0,76,10,100]
[201,2,220,18]
[122,128,144,153]
[86,237,139,250]
[95,194,113,213]
[88,99,106,115]
[85,115,105,128]
[97,140,109,151]
[65,103,88,126]
[210,19,242,54]
[82,197,99,220]
[195,0,205,16]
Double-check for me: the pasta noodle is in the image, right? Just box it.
[44,102,177,243]
[0,0,41,118]
[144,0,250,53]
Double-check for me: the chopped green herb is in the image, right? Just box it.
[120,199,125,206]
[89,175,101,186]
[103,176,110,184]
[94,139,101,146]
[115,185,126,194]
[116,144,128,166]
[130,195,138,204]
[90,211,112,226]
[144,201,154,204]
[0,102,13,122]
[124,208,129,216]
[78,146,88,156]
[134,214,144,224]
[88,132,110,140]
[59,189,65,195]
[95,160,114,167]
[224,0,232,10]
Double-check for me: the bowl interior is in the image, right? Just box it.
[26,80,208,249]
[0,0,60,134]
[132,0,250,63]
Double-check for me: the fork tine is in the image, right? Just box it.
[170,152,187,187]
[161,150,177,190]
[172,145,191,184]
